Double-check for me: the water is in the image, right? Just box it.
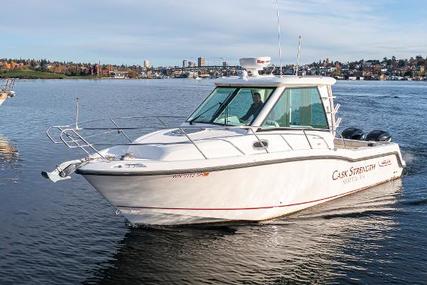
[0,79,426,284]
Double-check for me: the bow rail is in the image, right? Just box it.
[46,115,333,160]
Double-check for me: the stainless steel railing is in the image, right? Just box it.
[46,115,333,160]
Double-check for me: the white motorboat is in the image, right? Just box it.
[0,78,16,106]
[43,57,406,226]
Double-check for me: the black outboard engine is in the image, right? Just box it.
[341,127,365,140]
[365,130,392,142]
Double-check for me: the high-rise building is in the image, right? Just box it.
[143,60,151,69]
[197,57,205,67]
[182,60,188,68]
[222,61,227,67]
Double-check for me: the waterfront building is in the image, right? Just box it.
[198,57,205,67]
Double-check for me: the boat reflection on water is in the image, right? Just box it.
[0,135,18,164]
[85,180,403,284]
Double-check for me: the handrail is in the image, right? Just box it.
[0,78,16,91]
[59,128,107,159]
[336,132,347,149]
[69,115,187,128]
[64,131,330,148]
[46,116,333,160]
[110,118,132,143]
[279,135,294,150]
[302,129,313,149]
[178,127,207,160]
[46,115,187,143]
[257,126,330,132]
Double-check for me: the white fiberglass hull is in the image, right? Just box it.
[0,92,10,106]
[80,149,404,226]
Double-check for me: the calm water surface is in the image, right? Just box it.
[0,79,426,284]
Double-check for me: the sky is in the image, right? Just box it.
[0,0,426,66]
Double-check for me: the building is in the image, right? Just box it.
[222,61,227,67]
[182,60,188,68]
[198,57,205,67]
[143,60,151,69]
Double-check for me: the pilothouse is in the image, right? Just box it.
[43,57,406,226]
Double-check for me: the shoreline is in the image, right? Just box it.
[1,70,426,82]
[2,77,426,82]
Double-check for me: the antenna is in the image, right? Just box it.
[275,0,283,76]
[75,97,80,130]
[295,35,302,76]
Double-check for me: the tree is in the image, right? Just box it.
[128,70,139,79]
[398,60,406,68]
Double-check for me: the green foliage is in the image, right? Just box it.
[0,70,98,79]
[0,70,65,79]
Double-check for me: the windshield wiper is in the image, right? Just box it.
[189,102,223,125]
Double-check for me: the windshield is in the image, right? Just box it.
[188,87,274,126]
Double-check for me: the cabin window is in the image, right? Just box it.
[188,87,274,126]
[262,87,329,129]
[213,88,274,126]
[187,87,236,124]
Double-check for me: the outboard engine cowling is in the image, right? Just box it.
[341,127,365,140]
[365,130,392,142]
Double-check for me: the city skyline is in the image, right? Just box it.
[0,0,426,66]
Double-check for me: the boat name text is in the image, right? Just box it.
[332,164,376,181]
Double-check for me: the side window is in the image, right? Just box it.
[262,87,328,129]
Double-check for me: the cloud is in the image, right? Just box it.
[0,0,425,65]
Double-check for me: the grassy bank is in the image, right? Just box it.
[0,70,99,79]
[0,70,65,79]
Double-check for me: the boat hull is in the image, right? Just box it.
[0,92,9,106]
[81,151,404,226]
